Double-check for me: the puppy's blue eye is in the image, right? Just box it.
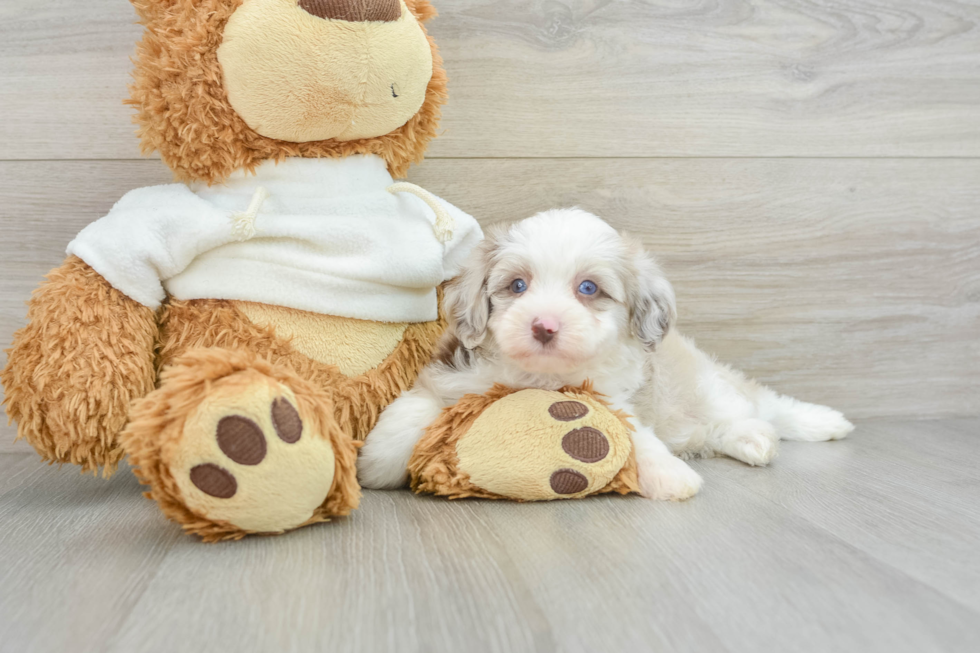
[578,280,598,295]
[510,279,528,293]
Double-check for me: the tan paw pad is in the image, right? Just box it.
[455,389,633,500]
[167,372,336,533]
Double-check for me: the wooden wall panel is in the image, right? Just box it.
[1,0,978,160]
[0,158,976,449]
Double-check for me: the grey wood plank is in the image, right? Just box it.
[0,0,144,161]
[478,473,980,653]
[103,488,980,653]
[2,158,978,422]
[711,418,980,613]
[2,0,980,160]
[3,421,980,653]
[0,456,180,653]
[104,491,551,653]
[413,157,980,420]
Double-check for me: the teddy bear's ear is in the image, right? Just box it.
[405,0,438,22]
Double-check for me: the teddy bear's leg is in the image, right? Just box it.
[1,256,157,474]
[409,386,641,501]
[121,348,359,542]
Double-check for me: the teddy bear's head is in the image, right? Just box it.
[129,0,446,183]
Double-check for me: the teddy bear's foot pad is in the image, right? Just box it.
[410,386,640,501]
[122,349,361,541]
[189,399,303,498]
[171,379,336,534]
[456,391,632,500]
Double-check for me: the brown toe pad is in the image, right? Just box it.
[190,463,238,499]
[550,469,589,494]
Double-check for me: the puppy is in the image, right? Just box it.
[358,208,854,499]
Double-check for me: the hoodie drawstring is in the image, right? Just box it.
[386,182,455,243]
[231,186,269,242]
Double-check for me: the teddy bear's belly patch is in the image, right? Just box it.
[233,301,408,377]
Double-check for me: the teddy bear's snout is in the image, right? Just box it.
[298,0,401,22]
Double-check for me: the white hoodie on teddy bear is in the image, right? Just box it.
[67,154,482,323]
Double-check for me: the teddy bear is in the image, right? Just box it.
[2,0,637,542]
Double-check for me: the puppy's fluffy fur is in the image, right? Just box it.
[359,209,854,499]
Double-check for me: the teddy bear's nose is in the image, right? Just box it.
[298,0,401,22]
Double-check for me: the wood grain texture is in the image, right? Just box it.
[715,418,980,612]
[0,0,144,161]
[409,156,980,419]
[1,419,979,653]
[1,0,979,160]
[1,158,977,429]
[0,454,181,652]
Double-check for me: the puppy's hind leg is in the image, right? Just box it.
[757,388,854,442]
[677,360,779,465]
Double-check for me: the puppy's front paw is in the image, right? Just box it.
[638,455,702,501]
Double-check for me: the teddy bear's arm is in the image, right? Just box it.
[2,256,158,474]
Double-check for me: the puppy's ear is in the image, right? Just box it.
[444,234,497,349]
[624,240,676,350]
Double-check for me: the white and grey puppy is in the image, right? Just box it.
[358,208,854,499]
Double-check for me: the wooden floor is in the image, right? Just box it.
[1,418,977,653]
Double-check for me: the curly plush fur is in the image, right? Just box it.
[121,348,362,542]
[156,292,446,442]
[1,257,157,475]
[128,0,447,183]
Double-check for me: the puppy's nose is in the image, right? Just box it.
[532,318,559,344]
[298,0,401,22]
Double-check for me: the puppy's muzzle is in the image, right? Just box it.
[532,318,559,344]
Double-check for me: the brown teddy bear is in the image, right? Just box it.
[2,0,486,540]
[3,0,637,542]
